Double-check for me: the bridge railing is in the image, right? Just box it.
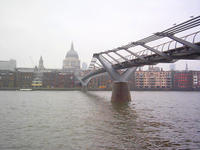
[87,31,200,72]
[82,16,200,81]
[111,31,200,64]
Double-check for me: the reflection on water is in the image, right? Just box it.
[0,91,200,149]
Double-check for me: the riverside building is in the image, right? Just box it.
[0,59,16,71]
[135,67,172,90]
[0,70,15,88]
[192,71,200,89]
[173,71,193,90]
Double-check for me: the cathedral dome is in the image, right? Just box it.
[66,43,79,59]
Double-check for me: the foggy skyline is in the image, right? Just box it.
[0,0,200,70]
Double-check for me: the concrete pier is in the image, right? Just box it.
[81,85,88,92]
[111,82,131,102]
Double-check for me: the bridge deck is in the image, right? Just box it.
[82,42,200,82]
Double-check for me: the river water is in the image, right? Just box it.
[0,91,200,150]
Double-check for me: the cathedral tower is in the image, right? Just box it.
[38,56,45,70]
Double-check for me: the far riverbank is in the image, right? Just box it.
[0,88,200,91]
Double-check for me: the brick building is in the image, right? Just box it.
[135,67,172,90]
[15,69,34,88]
[88,73,112,90]
[43,72,75,88]
[173,71,193,90]
[0,70,15,88]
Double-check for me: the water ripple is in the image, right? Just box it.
[0,91,200,149]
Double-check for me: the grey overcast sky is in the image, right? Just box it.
[0,0,200,70]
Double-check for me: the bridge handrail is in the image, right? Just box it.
[110,31,200,64]
[88,29,200,70]
[87,16,200,72]
[95,16,200,56]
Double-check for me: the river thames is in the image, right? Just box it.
[0,91,200,149]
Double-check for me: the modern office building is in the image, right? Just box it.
[192,71,200,89]
[0,59,16,71]
[82,62,88,70]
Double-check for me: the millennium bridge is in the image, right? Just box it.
[79,16,200,102]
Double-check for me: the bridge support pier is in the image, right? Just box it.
[111,81,131,102]
[94,54,136,102]
[81,85,88,92]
